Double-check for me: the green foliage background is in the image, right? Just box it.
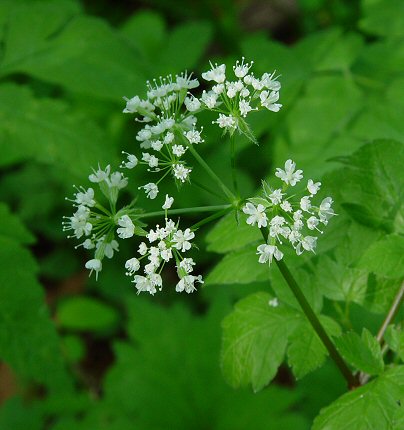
[0,0,403,429]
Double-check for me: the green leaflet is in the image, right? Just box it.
[287,316,341,380]
[335,329,384,375]
[313,366,404,430]
[222,292,301,391]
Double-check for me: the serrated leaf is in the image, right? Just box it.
[287,316,341,380]
[313,366,404,430]
[359,234,404,278]
[205,245,268,285]
[206,213,261,254]
[335,329,384,375]
[221,292,300,392]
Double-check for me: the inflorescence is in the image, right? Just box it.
[121,58,282,200]
[243,159,335,266]
[63,59,311,296]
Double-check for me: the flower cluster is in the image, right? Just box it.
[200,57,282,143]
[243,159,335,266]
[122,72,203,199]
[125,197,203,295]
[63,165,143,279]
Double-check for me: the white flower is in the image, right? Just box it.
[318,197,335,224]
[133,275,156,295]
[142,153,159,168]
[178,258,195,274]
[268,298,279,307]
[202,63,226,83]
[176,275,203,293]
[307,179,321,195]
[275,160,303,186]
[201,90,218,108]
[138,242,148,255]
[74,188,95,207]
[280,201,292,212]
[109,172,128,189]
[214,114,237,130]
[256,244,283,265]
[121,152,138,169]
[239,99,253,117]
[85,259,102,280]
[260,90,282,112]
[184,128,203,144]
[82,239,95,249]
[125,257,140,275]
[296,236,317,255]
[141,183,159,199]
[172,145,186,157]
[261,72,281,91]
[233,57,253,78]
[269,189,284,205]
[184,96,201,112]
[173,228,195,252]
[164,132,174,144]
[89,165,111,183]
[136,128,152,142]
[307,216,319,230]
[173,164,191,182]
[150,140,163,151]
[300,196,312,212]
[243,203,268,228]
[117,215,135,239]
[162,195,174,210]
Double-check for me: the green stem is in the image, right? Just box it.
[191,206,234,230]
[184,142,236,202]
[138,205,232,219]
[260,227,358,389]
[230,134,239,197]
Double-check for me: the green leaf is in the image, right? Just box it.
[88,298,309,430]
[0,203,34,244]
[0,84,115,179]
[335,329,384,375]
[206,213,261,254]
[221,292,300,391]
[313,366,404,430]
[56,296,120,333]
[205,245,268,285]
[287,316,341,380]
[0,1,146,100]
[385,325,404,362]
[332,140,404,232]
[155,21,213,75]
[120,11,166,59]
[359,234,404,278]
[0,234,71,393]
[360,0,404,39]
